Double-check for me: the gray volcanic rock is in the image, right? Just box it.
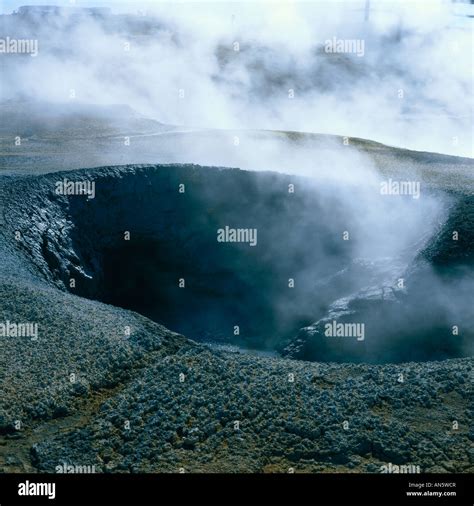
[283,192,474,363]
[2,164,363,350]
[0,161,472,474]
[24,355,474,473]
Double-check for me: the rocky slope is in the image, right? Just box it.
[0,156,472,473]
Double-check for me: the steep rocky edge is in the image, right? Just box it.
[0,164,472,473]
[4,164,473,362]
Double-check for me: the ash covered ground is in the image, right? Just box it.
[0,131,472,474]
[0,1,473,476]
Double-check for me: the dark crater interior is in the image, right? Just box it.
[10,164,474,363]
[59,166,354,349]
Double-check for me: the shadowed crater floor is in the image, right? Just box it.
[0,161,472,474]
[5,164,474,363]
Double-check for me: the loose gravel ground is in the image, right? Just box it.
[0,160,472,474]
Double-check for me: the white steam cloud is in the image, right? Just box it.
[1,0,472,157]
